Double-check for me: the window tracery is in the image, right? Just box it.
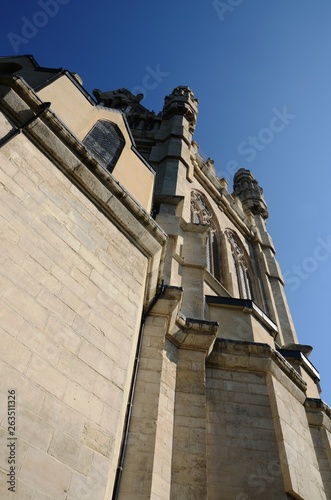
[225,229,254,300]
[190,191,220,281]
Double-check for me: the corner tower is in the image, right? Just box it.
[233,168,298,346]
[150,86,198,195]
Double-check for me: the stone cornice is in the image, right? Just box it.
[305,398,331,430]
[205,296,278,336]
[207,338,307,397]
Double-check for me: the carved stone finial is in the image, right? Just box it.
[205,158,216,175]
[93,88,144,112]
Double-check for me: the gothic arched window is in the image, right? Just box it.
[190,191,220,281]
[82,120,125,172]
[225,229,254,300]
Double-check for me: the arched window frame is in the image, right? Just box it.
[190,191,221,282]
[225,229,255,300]
[82,120,125,173]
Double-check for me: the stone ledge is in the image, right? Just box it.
[305,398,331,430]
[206,295,278,336]
[167,311,218,353]
[207,338,307,396]
[278,348,320,382]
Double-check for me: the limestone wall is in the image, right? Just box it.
[268,376,326,499]
[1,68,331,500]
[206,339,328,499]
[307,416,331,497]
[117,288,182,500]
[0,114,149,499]
[206,367,285,499]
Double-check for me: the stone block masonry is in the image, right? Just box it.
[0,121,150,499]
[1,60,330,499]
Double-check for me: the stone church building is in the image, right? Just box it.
[0,55,330,499]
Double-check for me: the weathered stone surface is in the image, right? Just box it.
[0,90,156,498]
[0,58,330,500]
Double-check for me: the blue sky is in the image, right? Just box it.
[2,1,331,403]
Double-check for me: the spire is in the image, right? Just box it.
[233,168,268,219]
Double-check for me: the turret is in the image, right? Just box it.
[233,168,268,219]
[162,86,198,134]
[233,169,298,346]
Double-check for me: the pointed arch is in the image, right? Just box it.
[225,229,255,300]
[190,190,221,281]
